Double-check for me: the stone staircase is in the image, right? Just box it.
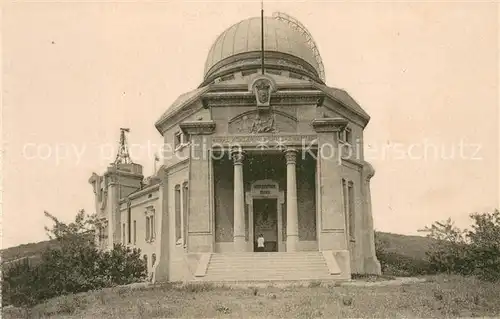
[198,252,336,282]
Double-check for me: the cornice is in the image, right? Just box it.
[179,120,216,135]
[121,184,160,203]
[164,159,189,176]
[202,51,323,86]
[103,168,144,180]
[202,90,324,107]
[311,118,349,133]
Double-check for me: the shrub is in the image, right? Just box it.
[2,210,147,308]
[423,210,500,282]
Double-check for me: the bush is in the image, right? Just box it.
[423,210,500,282]
[2,243,147,308]
[2,210,147,308]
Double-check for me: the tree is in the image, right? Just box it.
[422,210,500,281]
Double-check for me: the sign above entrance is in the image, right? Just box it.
[250,180,280,197]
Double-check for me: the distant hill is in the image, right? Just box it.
[1,239,60,266]
[376,231,434,260]
[1,232,433,266]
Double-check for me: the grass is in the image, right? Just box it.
[4,274,500,318]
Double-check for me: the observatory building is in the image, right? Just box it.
[89,13,381,282]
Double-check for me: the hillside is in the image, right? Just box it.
[376,231,434,260]
[1,239,60,265]
[1,231,433,265]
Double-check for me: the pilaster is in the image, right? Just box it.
[184,120,216,253]
[361,161,382,275]
[312,118,349,251]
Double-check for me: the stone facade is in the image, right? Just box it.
[89,14,381,282]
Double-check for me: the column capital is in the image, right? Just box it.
[230,149,245,165]
[284,148,298,165]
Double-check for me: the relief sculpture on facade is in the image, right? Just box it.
[249,112,276,133]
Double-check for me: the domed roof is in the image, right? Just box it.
[204,16,323,81]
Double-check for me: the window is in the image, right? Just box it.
[339,128,353,144]
[145,206,155,243]
[145,216,150,242]
[152,253,157,267]
[345,128,353,144]
[174,131,190,150]
[288,72,303,79]
[183,132,191,144]
[127,205,132,244]
[122,223,126,244]
[342,179,348,238]
[133,220,137,244]
[242,69,258,76]
[175,185,182,243]
[182,182,189,246]
[174,131,182,149]
[220,74,235,81]
[347,181,355,241]
[266,69,282,76]
[151,213,155,240]
[143,254,148,269]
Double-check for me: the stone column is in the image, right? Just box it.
[231,149,246,252]
[285,148,299,252]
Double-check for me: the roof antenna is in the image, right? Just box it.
[260,0,265,75]
[114,128,133,165]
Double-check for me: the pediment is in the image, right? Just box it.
[228,110,297,134]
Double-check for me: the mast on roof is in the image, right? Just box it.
[114,128,133,165]
[261,0,265,75]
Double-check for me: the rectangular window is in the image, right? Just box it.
[122,223,126,244]
[184,132,191,144]
[348,182,355,241]
[174,132,182,149]
[175,185,182,242]
[133,220,137,244]
[127,206,131,244]
[342,179,348,239]
[150,214,155,240]
[182,182,189,246]
[338,130,346,143]
[345,128,353,145]
[145,216,150,242]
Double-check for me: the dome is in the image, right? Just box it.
[203,16,324,83]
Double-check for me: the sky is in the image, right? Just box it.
[2,1,498,248]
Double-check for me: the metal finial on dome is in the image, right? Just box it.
[272,11,326,82]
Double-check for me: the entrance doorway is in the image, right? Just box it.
[253,198,278,252]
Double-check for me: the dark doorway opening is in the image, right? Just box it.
[253,198,278,252]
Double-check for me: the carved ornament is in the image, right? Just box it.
[249,75,277,107]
